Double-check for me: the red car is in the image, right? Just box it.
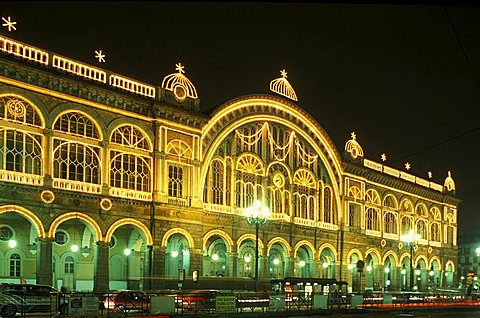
[103,290,150,312]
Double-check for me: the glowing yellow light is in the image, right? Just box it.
[162,63,198,99]
[175,63,185,74]
[405,162,411,170]
[444,171,456,191]
[269,70,298,101]
[2,17,16,32]
[345,132,364,159]
[428,171,432,179]
[323,262,329,269]
[100,198,112,211]
[381,154,387,162]
[40,190,55,204]
[95,50,105,63]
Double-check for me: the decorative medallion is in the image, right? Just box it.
[6,98,26,117]
[413,245,418,252]
[269,69,298,101]
[162,63,198,100]
[398,242,404,250]
[428,246,433,254]
[272,172,285,188]
[100,198,112,211]
[380,239,387,247]
[40,190,55,204]
[344,132,364,159]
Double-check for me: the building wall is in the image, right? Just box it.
[0,36,459,292]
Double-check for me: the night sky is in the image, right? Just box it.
[2,2,479,239]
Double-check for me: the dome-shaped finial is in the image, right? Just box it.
[161,63,198,102]
[345,132,364,159]
[444,171,456,192]
[270,69,298,101]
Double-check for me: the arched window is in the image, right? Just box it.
[53,111,101,193]
[168,165,183,197]
[9,253,21,277]
[416,220,427,240]
[401,216,412,235]
[65,256,74,274]
[0,95,44,184]
[109,124,152,199]
[384,212,397,234]
[207,160,224,204]
[365,208,379,231]
[235,154,264,209]
[323,187,332,223]
[430,223,441,242]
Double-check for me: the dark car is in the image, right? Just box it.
[181,290,218,311]
[103,290,150,312]
[0,283,59,317]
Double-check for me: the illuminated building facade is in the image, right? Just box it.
[0,35,459,292]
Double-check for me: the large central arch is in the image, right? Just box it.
[201,95,344,220]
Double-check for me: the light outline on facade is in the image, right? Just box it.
[105,218,153,246]
[161,228,195,249]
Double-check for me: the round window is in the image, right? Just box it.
[0,226,13,242]
[54,230,68,245]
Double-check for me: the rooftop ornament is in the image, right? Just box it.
[444,171,456,192]
[162,63,198,102]
[270,69,298,101]
[344,132,364,159]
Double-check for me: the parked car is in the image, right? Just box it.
[181,290,218,310]
[103,290,150,312]
[0,283,59,317]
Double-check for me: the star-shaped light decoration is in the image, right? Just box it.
[405,162,411,171]
[175,63,185,74]
[381,153,387,162]
[95,50,105,63]
[280,69,288,78]
[351,132,356,140]
[2,16,17,32]
[428,171,432,179]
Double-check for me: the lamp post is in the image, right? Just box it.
[401,229,420,291]
[246,200,269,292]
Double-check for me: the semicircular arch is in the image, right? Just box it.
[318,243,337,262]
[237,233,264,256]
[346,248,364,262]
[382,250,400,267]
[105,218,153,245]
[293,240,316,259]
[201,102,343,223]
[365,248,382,265]
[428,256,442,270]
[50,104,105,139]
[267,237,291,257]
[48,212,102,241]
[203,229,234,253]
[0,205,46,238]
[161,228,195,249]
[414,254,429,268]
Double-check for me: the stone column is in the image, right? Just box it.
[94,241,110,292]
[150,245,165,290]
[36,237,53,285]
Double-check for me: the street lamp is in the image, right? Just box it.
[246,200,269,292]
[401,229,420,291]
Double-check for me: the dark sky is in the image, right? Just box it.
[2,2,480,239]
